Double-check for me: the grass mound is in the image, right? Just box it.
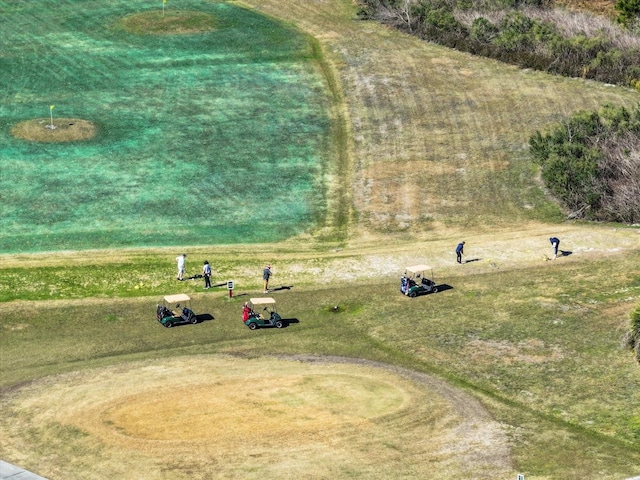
[11,118,96,142]
[0,356,512,479]
[118,10,216,35]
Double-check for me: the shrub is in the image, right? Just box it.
[426,7,464,31]
[471,16,499,42]
[625,303,640,363]
[530,104,640,222]
[615,0,640,27]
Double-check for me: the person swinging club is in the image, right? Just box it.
[456,241,465,264]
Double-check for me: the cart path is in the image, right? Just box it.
[1,223,638,286]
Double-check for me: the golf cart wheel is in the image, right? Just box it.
[248,322,258,330]
[190,316,198,324]
[164,321,173,328]
[432,287,438,293]
[275,320,284,328]
[408,291,417,298]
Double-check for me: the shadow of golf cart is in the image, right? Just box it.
[156,294,198,328]
[244,297,286,330]
[400,264,438,297]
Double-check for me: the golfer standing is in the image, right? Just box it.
[456,241,465,264]
[263,264,272,293]
[549,237,560,259]
[176,253,186,280]
[203,260,212,289]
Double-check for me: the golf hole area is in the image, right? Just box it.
[0,356,513,479]
[118,10,216,35]
[10,118,97,143]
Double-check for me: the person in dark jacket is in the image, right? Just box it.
[202,260,212,289]
[549,237,560,259]
[455,241,465,264]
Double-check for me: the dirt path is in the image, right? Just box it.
[267,222,640,287]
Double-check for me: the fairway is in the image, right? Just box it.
[0,0,332,253]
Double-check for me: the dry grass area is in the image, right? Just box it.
[238,0,639,235]
[118,10,216,35]
[11,118,96,142]
[0,356,514,479]
[556,0,616,18]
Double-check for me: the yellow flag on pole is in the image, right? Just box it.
[50,105,54,110]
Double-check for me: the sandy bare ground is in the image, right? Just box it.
[0,355,515,479]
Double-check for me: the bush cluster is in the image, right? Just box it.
[529,104,640,222]
[624,303,640,364]
[357,0,640,88]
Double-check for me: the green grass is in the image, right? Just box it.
[0,0,333,253]
[3,248,640,478]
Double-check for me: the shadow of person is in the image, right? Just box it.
[271,285,294,292]
[560,250,572,257]
[463,258,482,263]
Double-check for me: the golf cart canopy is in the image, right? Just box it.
[249,297,276,306]
[164,294,191,303]
[405,265,431,275]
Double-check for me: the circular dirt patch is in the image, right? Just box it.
[11,118,96,142]
[118,10,216,35]
[0,356,514,479]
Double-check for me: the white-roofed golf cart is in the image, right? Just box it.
[400,264,438,297]
[244,297,284,330]
[156,293,198,327]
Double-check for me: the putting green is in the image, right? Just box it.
[0,0,332,253]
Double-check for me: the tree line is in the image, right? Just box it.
[357,0,640,88]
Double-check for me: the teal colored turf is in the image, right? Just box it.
[0,0,332,253]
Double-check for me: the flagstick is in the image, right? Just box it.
[47,105,56,130]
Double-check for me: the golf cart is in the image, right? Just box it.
[401,265,438,297]
[244,297,284,330]
[156,294,198,328]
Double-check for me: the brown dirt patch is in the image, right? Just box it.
[463,338,566,365]
[0,355,514,479]
[11,118,96,142]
